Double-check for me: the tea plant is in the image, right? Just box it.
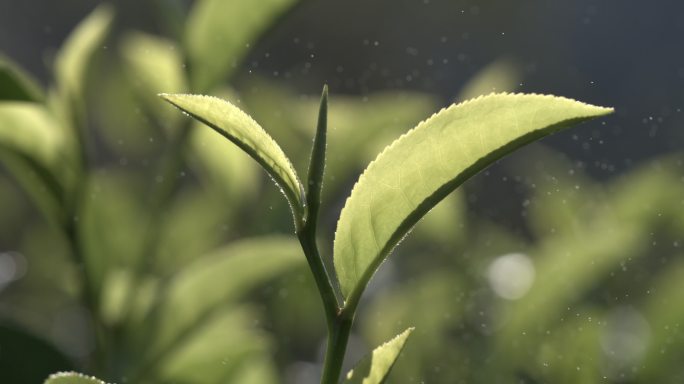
[153,89,612,383]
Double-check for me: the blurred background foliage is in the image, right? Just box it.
[0,1,683,383]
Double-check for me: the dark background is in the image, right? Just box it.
[1,0,681,176]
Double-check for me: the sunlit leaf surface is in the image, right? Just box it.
[44,372,107,384]
[344,327,414,384]
[160,93,305,225]
[334,93,613,303]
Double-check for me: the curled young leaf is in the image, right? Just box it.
[334,93,613,307]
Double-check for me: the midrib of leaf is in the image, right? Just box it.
[333,93,613,308]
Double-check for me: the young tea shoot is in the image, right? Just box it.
[159,88,612,384]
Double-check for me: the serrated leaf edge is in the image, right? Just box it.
[334,92,613,305]
[345,327,415,383]
[159,93,306,224]
[45,371,108,384]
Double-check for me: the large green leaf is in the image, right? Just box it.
[334,93,613,303]
[0,56,44,101]
[44,372,107,384]
[185,0,299,92]
[344,327,414,384]
[160,93,305,226]
[54,5,113,100]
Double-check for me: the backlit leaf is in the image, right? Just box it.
[144,236,302,359]
[0,102,64,166]
[334,93,613,304]
[344,327,414,384]
[160,93,305,226]
[44,372,107,384]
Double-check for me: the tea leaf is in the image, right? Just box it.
[189,121,260,203]
[44,372,107,384]
[0,56,44,101]
[160,93,305,226]
[457,58,521,101]
[0,103,66,223]
[334,93,613,303]
[55,4,113,100]
[0,102,64,166]
[145,236,302,359]
[120,32,187,124]
[343,327,414,384]
[153,306,271,384]
[185,0,298,92]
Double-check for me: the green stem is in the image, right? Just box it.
[297,226,339,324]
[320,310,354,384]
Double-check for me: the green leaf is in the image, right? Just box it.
[120,32,188,125]
[344,327,414,384]
[184,0,299,92]
[120,32,187,95]
[44,372,107,384]
[54,4,114,100]
[334,93,613,303]
[0,103,66,224]
[0,102,64,166]
[160,93,305,227]
[0,148,65,227]
[143,236,303,360]
[240,78,439,199]
[154,306,271,384]
[0,55,44,101]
